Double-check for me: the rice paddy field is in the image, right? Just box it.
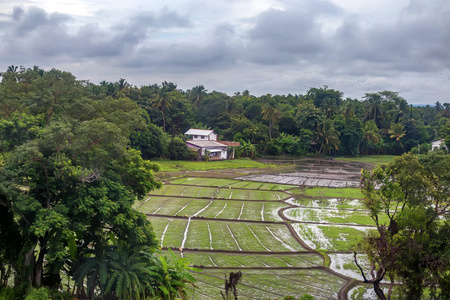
[136,159,391,299]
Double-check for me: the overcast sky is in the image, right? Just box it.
[0,0,449,104]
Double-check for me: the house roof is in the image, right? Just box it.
[186,140,227,148]
[185,128,215,136]
[218,141,240,147]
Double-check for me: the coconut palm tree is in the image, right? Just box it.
[316,120,340,155]
[388,123,406,146]
[360,121,382,154]
[190,85,207,108]
[364,93,384,127]
[261,104,280,140]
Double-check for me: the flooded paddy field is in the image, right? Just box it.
[137,159,386,299]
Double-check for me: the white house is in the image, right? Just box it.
[184,128,240,160]
[184,129,217,141]
[431,139,448,151]
[186,140,228,160]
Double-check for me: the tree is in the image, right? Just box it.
[152,82,180,132]
[364,93,385,127]
[0,69,162,294]
[190,85,207,108]
[316,120,340,155]
[360,121,381,154]
[334,115,363,155]
[358,154,450,299]
[261,103,280,140]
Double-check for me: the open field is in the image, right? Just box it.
[292,223,373,251]
[137,159,389,298]
[154,158,274,172]
[334,155,396,165]
[170,176,296,190]
[149,216,306,252]
[291,187,363,199]
[284,206,389,226]
[160,250,323,268]
[189,268,348,300]
[138,196,287,221]
[149,184,289,200]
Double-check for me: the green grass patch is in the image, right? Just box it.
[334,155,396,165]
[149,184,288,201]
[284,206,389,226]
[293,223,373,251]
[292,187,363,199]
[150,217,307,252]
[290,198,367,210]
[316,249,331,267]
[189,268,347,300]
[154,158,273,172]
[138,196,287,221]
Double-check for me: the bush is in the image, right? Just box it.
[24,287,49,300]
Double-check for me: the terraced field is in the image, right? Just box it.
[136,159,394,299]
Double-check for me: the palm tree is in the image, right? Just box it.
[316,121,340,155]
[361,121,381,154]
[364,93,384,127]
[106,244,157,300]
[261,104,280,140]
[389,98,409,123]
[190,85,207,108]
[388,123,406,143]
[152,91,174,132]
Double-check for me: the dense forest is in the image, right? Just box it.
[0,65,449,299]
[2,65,450,161]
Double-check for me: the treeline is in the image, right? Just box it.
[2,65,450,161]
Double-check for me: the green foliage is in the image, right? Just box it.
[168,136,190,160]
[359,153,450,298]
[152,249,199,300]
[24,287,49,300]
[0,66,163,299]
[130,113,169,159]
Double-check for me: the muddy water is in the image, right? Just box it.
[236,160,363,187]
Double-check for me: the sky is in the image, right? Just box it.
[0,0,449,104]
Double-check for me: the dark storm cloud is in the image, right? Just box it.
[0,5,191,64]
[332,0,450,74]
[120,24,236,71]
[242,7,331,64]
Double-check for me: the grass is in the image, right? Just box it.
[138,196,288,221]
[148,217,307,252]
[289,198,367,210]
[170,177,295,190]
[149,184,288,201]
[154,158,273,172]
[188,268,347,300]
[334,155,397,165]
[284,206,389,226]
[292,223,373,251]
[292,187,363,199]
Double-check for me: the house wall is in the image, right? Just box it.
[432,139,444,150]
[191,133,217,141]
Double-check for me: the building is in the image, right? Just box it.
[431,139,448,151]
[184,129,218,141]
[184,129,240,160]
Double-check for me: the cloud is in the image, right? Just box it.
[0,1,449,104]
[0,5,192,64]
